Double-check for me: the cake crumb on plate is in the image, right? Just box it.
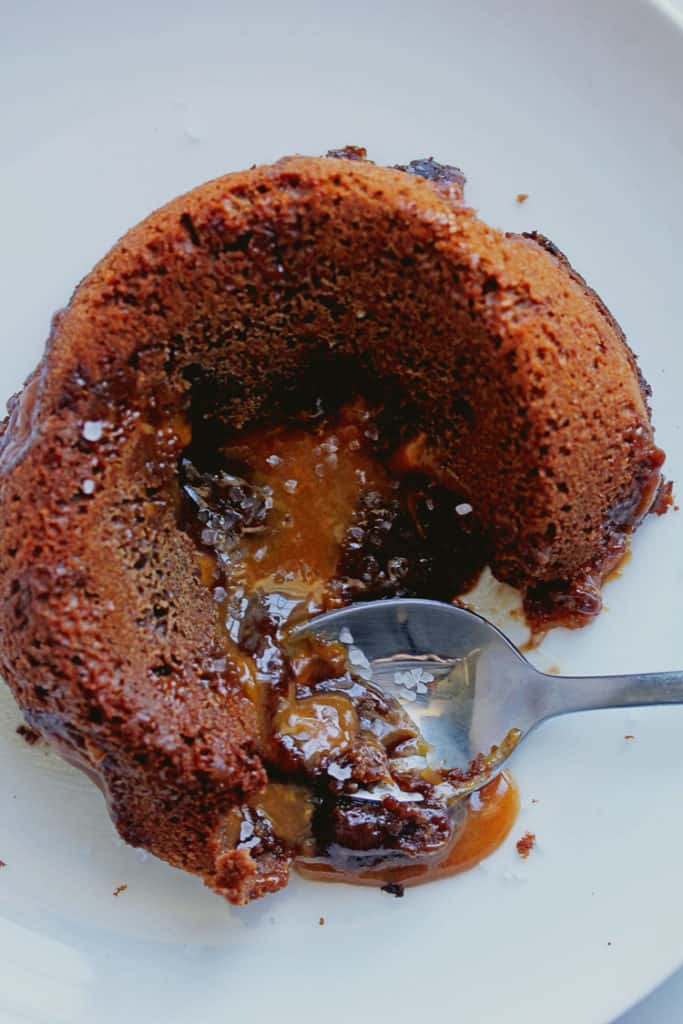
[381,882,405,898]
[16,725,40,745]
[516,832,536,859]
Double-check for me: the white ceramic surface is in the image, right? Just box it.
[1,1,682,1021]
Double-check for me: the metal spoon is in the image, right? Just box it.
[294,598,683,797]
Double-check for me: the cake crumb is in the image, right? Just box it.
[381,882,405,898]
[531,798,539,804]
[624,734,635,740]
[516,193,529,203]
[16,724,40,746]
[0,860,6,869]
[652,479,673,516]
[546,664,561,675]
[319,916,325,926]
[113,884,127,897]
[516,832,536,859]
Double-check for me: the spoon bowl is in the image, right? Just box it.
[294,598,683,796]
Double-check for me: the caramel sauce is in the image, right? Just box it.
[251,782,315,850]
[296,772,518,887]
[220,408,390,599]
[272,692,360,769]
[180,399,521,889]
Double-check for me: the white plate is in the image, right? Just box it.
[1,1,682,1021]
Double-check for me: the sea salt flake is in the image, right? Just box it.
[338,627,354,644]
[81,479,95,495]
[349,647,371,671]
[266,454,281,467]
[455,502,473,516]
[348,646,373,679]
[239,820,254,842]
[82,420,104,442]
[284,479,298,494]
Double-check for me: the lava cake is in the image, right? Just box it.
[0,149,666,903]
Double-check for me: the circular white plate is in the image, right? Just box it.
[1,1,682,1021]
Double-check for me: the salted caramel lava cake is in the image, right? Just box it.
[0,148,667,903]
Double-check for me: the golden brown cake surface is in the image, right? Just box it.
[0,150,664,902]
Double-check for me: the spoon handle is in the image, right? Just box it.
[536,669,683,719]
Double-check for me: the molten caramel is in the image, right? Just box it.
[296,772,519,887]
[180,398,519,890]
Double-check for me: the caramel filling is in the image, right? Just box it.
[180,398,516,886]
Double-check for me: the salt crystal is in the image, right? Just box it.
[266,454,281,467]
[338,627,354,644]
[416,682,428,694]
[284,479,298,494]
[314,463,326,478]
[349,647,371,670]
[82,420,104,443]
[81,479,95,495]
[456,503,473,516]
[348,646,373,679]
[239,819,255,842]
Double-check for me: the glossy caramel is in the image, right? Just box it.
[181,400,520,888]
[296,772,519,887]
